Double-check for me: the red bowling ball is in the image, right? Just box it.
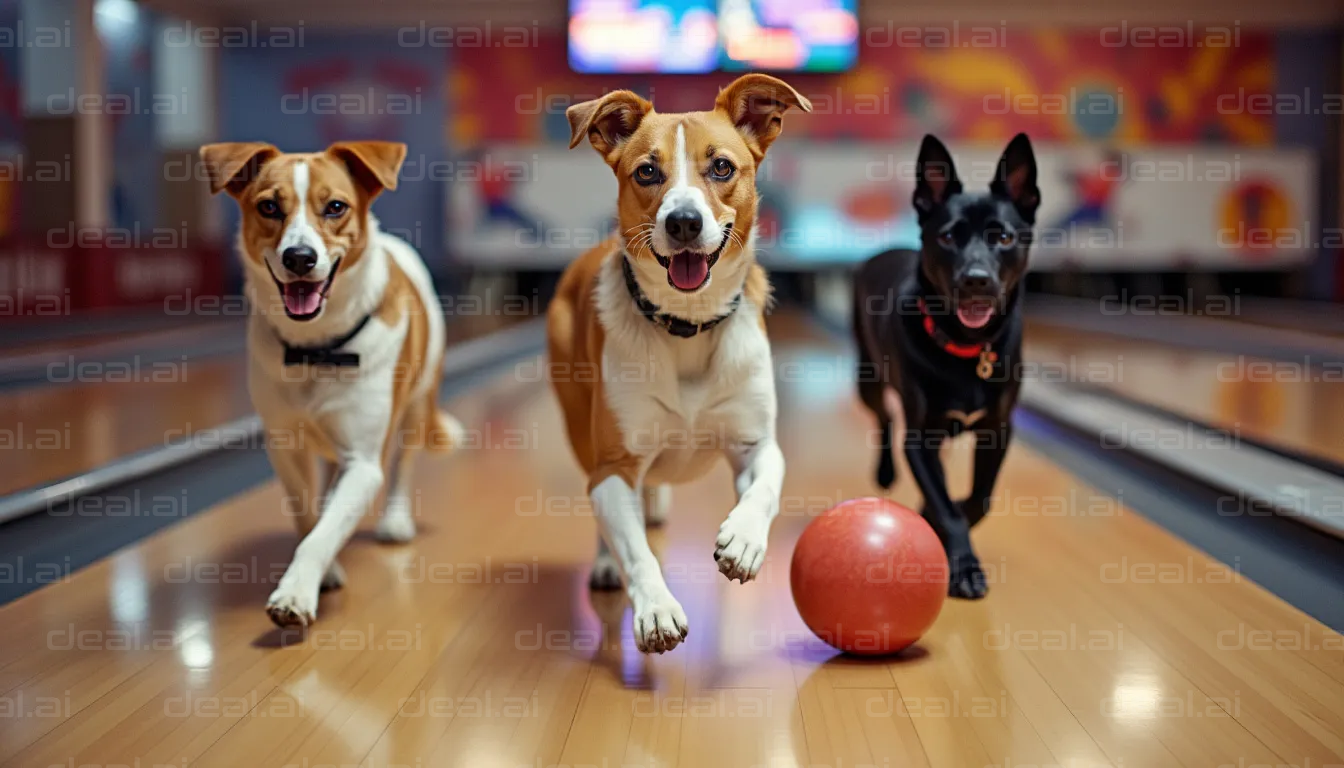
[790,498,948,655]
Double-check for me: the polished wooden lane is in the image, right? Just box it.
[0,320,1339,768]
[1231,299,1344,338]
[1027,321,1344,465]
[0,314,521,498]
[0,354,253,497]
[0,315,237,357]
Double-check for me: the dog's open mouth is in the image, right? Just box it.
[654,224,732,293]
[269,258,341,322]
[956,297,996,329]
[669,252,709,292]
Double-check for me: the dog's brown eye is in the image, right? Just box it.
[257,199,283,219]
[324,200,348,218]
[995,230,1016,247]
[710,158,735,180]
[635,164,662,185]
[937,231,955,248]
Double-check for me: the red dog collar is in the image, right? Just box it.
[917,299,999,379]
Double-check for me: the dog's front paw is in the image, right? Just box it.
[631,592,688,653]
[714,512,770,583]
[588,553,622,590]
[267,585,318,627]
[947,555,988,600]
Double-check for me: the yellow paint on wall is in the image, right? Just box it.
[1032,29,1070,64]
[911,50,1036,97]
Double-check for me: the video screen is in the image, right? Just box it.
[568,0,858,73]
[568,0,719,74]
[719,0,859,72]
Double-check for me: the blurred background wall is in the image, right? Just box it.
[0,0,1341,319]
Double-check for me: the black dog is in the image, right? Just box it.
[853,134,1039,599]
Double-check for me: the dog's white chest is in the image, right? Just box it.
[603,312,776,484]
[247,313,406,456]
[617,373,738,483]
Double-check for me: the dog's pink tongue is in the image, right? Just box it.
[669,252,709,291]
[283,282,323,316]
[956,300,995,329]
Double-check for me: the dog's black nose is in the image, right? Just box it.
[664,208,703,245]
[959,268,995,293]
[281,246,318,277]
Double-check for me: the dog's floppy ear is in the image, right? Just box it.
[990,133,1040,223]
[199,142,281,198]
[326,141,408,200]
[913,135,962,223]
[714,73,812,162]
[566,91,653,164]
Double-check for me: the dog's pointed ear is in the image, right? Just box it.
[714,73,812,162]
[199,142,281,198]
[990,133,1040,223]
[913,135,962,223]
[566,91,654,164]
[326,141,408,199]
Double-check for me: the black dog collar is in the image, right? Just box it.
[622,256,741,339]
[282,313,372,367]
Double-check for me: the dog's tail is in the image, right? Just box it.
[426,405,466,454]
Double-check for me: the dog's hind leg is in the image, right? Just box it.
[269,442,319,536]
[876,420,897,490]
[857,383,898,490]
[589,535,622,590]
[875,386,905,490]
[375,441,419,544]
[377,395,449,544]
[641,484,670,527]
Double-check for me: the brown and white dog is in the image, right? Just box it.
[548,75,811,653]
[200,140,460,628]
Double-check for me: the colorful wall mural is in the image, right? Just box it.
[447,27,1323,271]
[450,27,1278,148]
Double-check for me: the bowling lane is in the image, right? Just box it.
[0,316,1339,768]
[0,314,239,357]
[0,352,253,497]
[1,313,241,360]
[0,314,524,498]
[1231,298,1344,338]
[1027,320,1344,465]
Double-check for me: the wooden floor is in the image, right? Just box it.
[0,322,1341,767]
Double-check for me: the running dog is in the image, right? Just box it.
[853,134,1039,600]
[200,140,461,627]
[548,74,812,653]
